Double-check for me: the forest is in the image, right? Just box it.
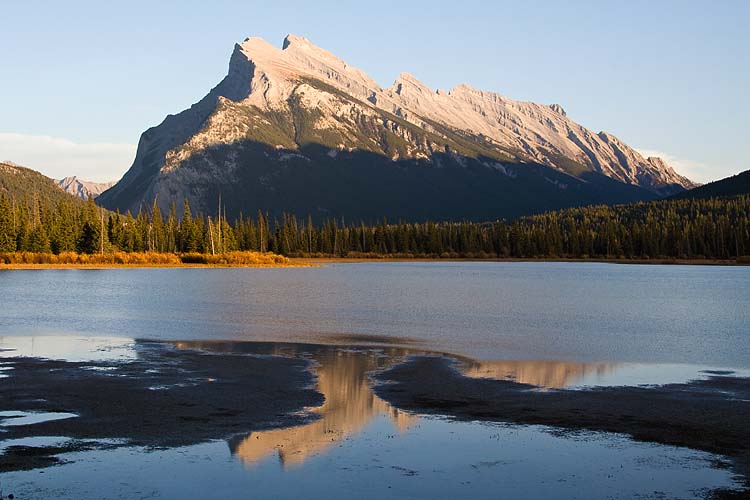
[1,190,748,261]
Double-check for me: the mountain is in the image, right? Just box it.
[98,35,695,222]
[672,170,750,200]
[0,161,85,206]
[56,176,115,200]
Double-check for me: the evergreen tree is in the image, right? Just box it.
[77,221,99,254]
[0,195,15,252]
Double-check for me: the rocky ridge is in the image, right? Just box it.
[98,35,695,220]
[56,176,115,200]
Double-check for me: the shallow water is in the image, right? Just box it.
[2,419,740,500]
[459,358,750,388]
[3,334,748,389]
[0,336,135,362]
[0,342,743,499]
[0,411,78,427]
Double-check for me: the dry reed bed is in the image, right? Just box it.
[0,251,295,267]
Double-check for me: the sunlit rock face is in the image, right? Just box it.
[55,176,115,200]
[99,35,695,221]
[232,348,418,468]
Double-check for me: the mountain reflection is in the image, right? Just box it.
[461,359,619,388]
[172,342,418,469]
[234,348,418,468]
[171,340,620,468]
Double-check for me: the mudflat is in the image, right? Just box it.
[1,341,749,498]
[0,341,321,471]
[374,356,750,498]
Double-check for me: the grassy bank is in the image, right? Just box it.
[0,251,298,269]
[1,251,746,269]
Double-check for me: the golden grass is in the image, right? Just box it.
[0,251,298,268]
[178,251,291,266]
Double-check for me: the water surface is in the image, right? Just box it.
[3,419,739,500]
[1,262,748,499]
[0,340,743,499]
[1,262,748,368]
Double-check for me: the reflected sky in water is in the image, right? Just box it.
[0,335,135,362]
[0,411,78,427]
[4,422,742,499]
[0,338,745,498]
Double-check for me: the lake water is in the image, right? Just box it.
[0,262,748,498]
[1,262,748,368]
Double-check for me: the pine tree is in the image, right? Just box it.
[77,221,99,254]
[0,194,15,252]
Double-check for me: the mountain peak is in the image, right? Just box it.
[392,72,432,95]
[237,36,283,62]
[56,176,115,200]
[240,36,277,50]
[549,103,566,116]
[282,34,313,50]
[450,83,479,95]
[99,34,696,218]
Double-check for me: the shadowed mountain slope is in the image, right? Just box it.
[672,170,750,200]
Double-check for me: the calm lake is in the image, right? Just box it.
[2,262,749,367]
[1,262,748,499]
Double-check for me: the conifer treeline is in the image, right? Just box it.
[1,192,748,260]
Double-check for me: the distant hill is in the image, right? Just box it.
[99,34,695,223]
[673,170,750,200]
[56,176,115,200]
[0,162,85,206]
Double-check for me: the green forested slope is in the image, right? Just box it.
[0,162,104,253]
[673,170,750,200]
[2,162,747,260]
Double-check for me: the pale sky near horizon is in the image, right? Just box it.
[0,0,747,183]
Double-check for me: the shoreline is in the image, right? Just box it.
[0,257,743,269]
[0,262,311,270]
[292,256,745,266]
[0,340,323,471]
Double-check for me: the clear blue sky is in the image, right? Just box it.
[0,0,747,182]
